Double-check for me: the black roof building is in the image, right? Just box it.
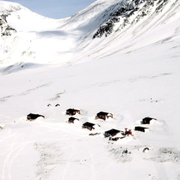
[104,129,121,137]
[141,117,156,124]
[68,117,79,123]
[66,108,80,116]
[134,126,148,132]
[82,122,95,131]
[96,111,113,120]
[27,113,45,121]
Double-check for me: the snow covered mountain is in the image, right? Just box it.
[0,0,180,180]
[0,0,179,66]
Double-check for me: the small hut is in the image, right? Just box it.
[68,117,79,123]
[66,108,80,116]
[96,111,113,120]
[134,126,149,132]
[141,117,156,124]
[82,122,95,131]
[104,129,121,138]
[27,113,45,121]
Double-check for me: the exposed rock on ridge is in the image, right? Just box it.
[0,14,16,36]
[93,0,169,39]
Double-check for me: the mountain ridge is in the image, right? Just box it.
[0,0,180,67]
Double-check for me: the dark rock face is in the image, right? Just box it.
[93,17,119,39]
[0,14,16,36]
[93,0,169,39]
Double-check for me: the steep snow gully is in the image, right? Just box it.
[1,0,180,180]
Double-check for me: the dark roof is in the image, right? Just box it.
[82,122,95,127]
[142,117,154,121]
[27,113,44,120]
[66,108,79,113]
[134,126,148,132]
[66,108,79,111]
[105,129,120,136]
[141,117,156,124]
[66,108,80,116]
[97,111,109,116]
[68,117,79,122]
[69,117,78,120]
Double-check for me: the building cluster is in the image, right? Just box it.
[26,108,157,141]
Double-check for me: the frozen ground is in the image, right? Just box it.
[0,0,180,179]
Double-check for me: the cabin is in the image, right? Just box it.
[108,128,133,141]
[95,111,113,120]
[141,117,156,124]
[82,122,95,131]
[104,129,121,138]
[27,113,45,121]
[66,108,80,116]
[68,117,79,123]
[134,126,148,132]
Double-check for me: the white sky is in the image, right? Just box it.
[2,0,97,19]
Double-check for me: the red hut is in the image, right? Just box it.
[82,122,95,131]
[96,111,113,120]
[104,129,121,138]
[66,108,80,116]
[68,117,79,123]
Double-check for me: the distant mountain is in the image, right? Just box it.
[0,0,180,66]
[63,0,180,61]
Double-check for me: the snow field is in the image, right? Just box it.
[1,0,180,179]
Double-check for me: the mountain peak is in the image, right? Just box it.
[0,0,180,66]
[0,1,23,13]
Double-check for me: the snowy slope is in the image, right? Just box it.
[1,0,180,65]
[0,1,73,66]
[76,0,180,61]
[0,0,180,180]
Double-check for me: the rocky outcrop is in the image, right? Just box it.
[93,0,169,39]
[0,14,16,36]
